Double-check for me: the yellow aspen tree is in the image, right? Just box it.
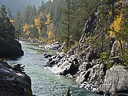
[108,11,123,38]
[23,23,31,37]
[45,13,52,25]
[34,18,41,35]
[45,13,55,43]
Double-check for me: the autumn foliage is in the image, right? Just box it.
[22,12,55,43]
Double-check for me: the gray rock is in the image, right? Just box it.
[79,62,92,72]
[111,41,120,56]
[76,64,106,88]
[58,60,78,75]
[99,65,128,95]
[56,52,66,58]
[79,82,98,92]
[68,55,81,66]
[88,64,105,87]
[66,74,73,78]
[0,61,32,96]
[76,70,90,84]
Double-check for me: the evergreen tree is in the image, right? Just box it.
[60,0,73,50]
[15,10,22,39]
[0,5,15,37]
[22,5,32,25]
[0,5,7,19]
[7,8,13,19]
[38,1,45,14]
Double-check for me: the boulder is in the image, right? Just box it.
[76,64,106,88]
[0,61,32,96]
[44,53,52,58]
[66,74,73,78]
[111,41,120,56]
[79,82,98,92]
[87,64,105,88]
[99,65,128,95]
[68,55,80,65]
[45,60,56,67]
[59,61,78,75]
[0,39,24,58]
[79,62,92,72]
[76,70,90,84]
[56,52,66,58]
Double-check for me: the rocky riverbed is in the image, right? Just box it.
[44,52,128,96]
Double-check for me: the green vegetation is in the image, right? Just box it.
[0,5,15,38]
[97,1,128,66]
[11,0,99,49]
[12,64,25,74]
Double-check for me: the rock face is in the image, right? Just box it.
[99,65,128,95]
[0,61,32,96]
[0,33,24,58]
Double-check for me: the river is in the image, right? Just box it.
[6,41,102,96]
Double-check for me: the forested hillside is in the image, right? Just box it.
[0,0,47,14]
[12,0,99,50]
[10,0,128,60]
[6,0,128,65]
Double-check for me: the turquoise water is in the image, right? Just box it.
[6,41,102,96]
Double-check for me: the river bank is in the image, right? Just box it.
[6,41,103,96]
[44,51,128,96]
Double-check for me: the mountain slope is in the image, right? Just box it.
[0,0,47,14]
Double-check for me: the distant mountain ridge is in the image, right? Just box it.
[0,0,47,15]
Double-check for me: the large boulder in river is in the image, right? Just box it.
[0,34,24,58]
[0,61,32,96]
[99,65,128,95]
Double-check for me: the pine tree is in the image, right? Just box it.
[0,5,7,19]
[60,0,72,50]
[0,5,15,37]
[7,8,13,19]
[38,1,45,14]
